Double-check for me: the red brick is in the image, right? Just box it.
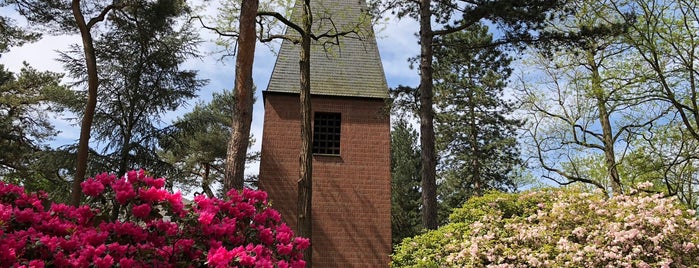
[259,93,391,267]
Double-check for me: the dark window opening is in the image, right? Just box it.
[313,112,341,155]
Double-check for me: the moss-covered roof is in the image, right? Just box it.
[265,0,389,99]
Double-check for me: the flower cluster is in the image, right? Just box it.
[0,170,308,267]
[392,186,699,267]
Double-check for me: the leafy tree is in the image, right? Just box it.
[377,0,570,229]
[613,0,699,144]
[6,0,134,205]
[161,90,259,198]
[593,0,699,207]
[390,118,422,246]
[432,24,523,222]
[58,0,205,178]
[0,63,73,198]
[619,123,699,209]
[518,0,667,195]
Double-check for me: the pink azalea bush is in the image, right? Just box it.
[392,185,699,267]
[0,170,308,267]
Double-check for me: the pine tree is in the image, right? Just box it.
[0,63,73,198]
[58,0,205,177]
[390,118,422,245]
[377,0,570,229]
[161,90,259,197]
[433,25,523,222]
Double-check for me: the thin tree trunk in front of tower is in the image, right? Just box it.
[225,0,259,192]
[298,0,313,265]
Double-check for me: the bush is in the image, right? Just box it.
[392,186,699,267]
[0,170,308,267]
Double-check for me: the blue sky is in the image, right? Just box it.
[0,6,421,177]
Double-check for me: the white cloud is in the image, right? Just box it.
[376,16,420,88]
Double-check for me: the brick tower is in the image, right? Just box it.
[258,0,391,266]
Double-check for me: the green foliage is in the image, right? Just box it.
[518,0,666,194]
[447,190,553,224]
[160,90,259,197]
[392,186,699,267]
[56,0,206,176]
[0,63,73,198]
[618,123,699,210]
[0,15,40,54]
[390,118,422,246]
[433,23,523,223]
[391,222,471,268]
[2,0,73,31]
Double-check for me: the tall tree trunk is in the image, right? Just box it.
[298,0,313,264]
[224,0,259,192]
[70,0,99,206]
[587,50,622,194]
[118,130,132,176]
[202,163,214,197]
[418,0,438,230]
[469,90,481,194]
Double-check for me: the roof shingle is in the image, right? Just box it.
[265,0,389,99]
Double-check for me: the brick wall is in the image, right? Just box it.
[259,92,392,267]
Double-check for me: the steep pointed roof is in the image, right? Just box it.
[265,0,389,99]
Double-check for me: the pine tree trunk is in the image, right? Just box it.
[70,0,98,206]
[469,90,481,194]
[418,0,438,230]
[203,163,214,197]
[224,0,259,192]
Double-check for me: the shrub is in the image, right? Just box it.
[392,186,699,267]
[0,170,308,267]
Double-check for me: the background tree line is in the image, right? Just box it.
[388,0,699,246]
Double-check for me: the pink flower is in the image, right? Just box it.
[293,237,310,251]
[258,227,274,245]
[242,188,268,203]
[132,203,152,219]
[238,252,255,266]
[28,260,44,268]
[118,257,135,268]
[194,194,214,210]
[139,187,167,203]
[199,211,216,225]
[14,208,40,223]
[166,191,185,217]
[276,224,293,244]
[144,177,166,189]
[112,179,137,204]
[277,243,293,255]
[81,177,105,196]
[94,172,116,186]
[126,170,146,182]
[0,204,12,222]
[93,254,114,268]
[0,172,307,268]
[207,247,233,268]
[291,259,306,268]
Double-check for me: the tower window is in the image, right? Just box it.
[313,112,341,155]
